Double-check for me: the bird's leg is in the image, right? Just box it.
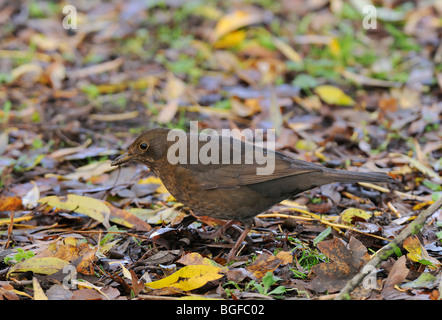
[198,220,236,243]
[226,226,251,262]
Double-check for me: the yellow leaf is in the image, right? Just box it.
[273,37,302,63]
[8,257,69,277]
[146,265,224,291]
[389,153,441,181]
[138,176,169,194]
[403,236,441,269]
[33,277,48,300]
[109,262,132,280]
[212,10,264,42]
[315,85,355,106]
[230,96,261,117]
[39,194,109,223]
[62,160,115,181]
[11,63,43,82]
[329,37,341,57]
[39,194,151,231]
[157,73,186,124]
[214,29,246,49]
[193,5,222,20]
[340,208,372,225]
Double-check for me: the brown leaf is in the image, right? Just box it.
[226,267,254,282]
[70,288,107,300]
[177,252,224,268]
[309,237,369,293]
[275,251,293,265]
[245,252,282,280]
[129,270,145,297]
[0,196,23,211]
[380,256,409,300]
[107,203,152,231]
[0,284,19,300]
[76,245,97,275]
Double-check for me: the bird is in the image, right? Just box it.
[111,127,393,261]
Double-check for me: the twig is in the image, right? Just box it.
[257,212,390,242]
[5,212,14,249]
[335,195,442,300]
[358,182,431,202]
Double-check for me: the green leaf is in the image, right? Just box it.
[422,179,442,191]
[261,271,278,291]
[388,242,402,257]
[432,192,441,202]
[268,286,287,295]
[292,74,317,89]
[401,273,436,289]
[313,226,332,246]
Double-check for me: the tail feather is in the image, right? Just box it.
[323,169,394,184]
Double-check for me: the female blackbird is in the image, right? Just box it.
[112,128,393,260]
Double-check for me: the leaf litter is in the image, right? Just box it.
[0,0,441,300]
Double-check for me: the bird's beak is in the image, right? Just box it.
[111,152,134,166]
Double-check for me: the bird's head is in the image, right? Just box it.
[111,128,171,167]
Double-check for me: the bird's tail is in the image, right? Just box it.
[322,168,394,184]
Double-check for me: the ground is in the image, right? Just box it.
[0,0,441,301]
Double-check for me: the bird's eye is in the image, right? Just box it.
[139,143,148,150]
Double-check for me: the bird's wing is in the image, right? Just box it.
[178,136,324,190]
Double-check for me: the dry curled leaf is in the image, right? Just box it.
[309,237,369,293]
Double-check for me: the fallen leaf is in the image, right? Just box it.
[212,9,264,42]
[309,237,369,293]
[214,29,246,49]
[403,236,441,269]
[62,160,116,181]
[401,272,437,290]
[129,270,145,296]
[40,194,109,224]
[11,62,43,83]
[145,265,224,291]
[389,153,441,183]
[48,139,92,159]
[21,181,40,209]
[33,277,48,300]
[314,85,355,106]
[230,96,261,117]
[138,176,169,194]
[0,196,22,211]
[328,37,341,57]
[157,73,186,124]
[39,194,151,231]
[275,251,293,265]
[70,288,107,300]
[8,257,69,277]
[76,246,97,275]
[340,208,372,225]
[245,252,282,279]
[380,256,409,300]
[0,284,19,300]
[177,252,226,269]
[273,37,302,63]
[142,206,182,225]
[107,203,152,231]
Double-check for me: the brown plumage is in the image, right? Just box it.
[112,128,393,260]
